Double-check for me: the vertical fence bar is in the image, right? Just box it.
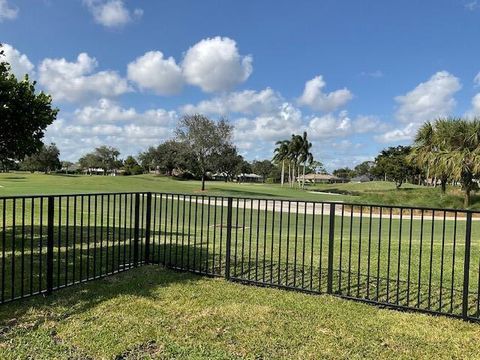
[225,197,233,281]
[327,203,336,294]
[145,193,152,264]
[133,193,140,267]
[462,212,473,320]
[46,196,55,295]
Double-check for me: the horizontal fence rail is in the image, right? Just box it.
[1,192,479,321]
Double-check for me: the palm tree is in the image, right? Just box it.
[410,118,480,207]
[298,131,313,189]
[273,139,290,187]
[288,134,303,188]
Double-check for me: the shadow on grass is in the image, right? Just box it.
[0,242,213,328]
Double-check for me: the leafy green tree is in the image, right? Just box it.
[252,160,275,183]
[61,161,75,174]
[408,121,451,193]
[94,146,120,175]
[307,160,326,174]
[237,160,253,179]
[410,118,480,206]
[123,156,143,175]
[20,143,61,174]
[374,146,415,189]
[354,161,375,179]
[212,144,243,182]
[78,153,100,175]
[0,44,58,171]
[176,114,233,191]
[332,167,355,179]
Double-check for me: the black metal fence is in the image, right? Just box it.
[1,192,479,321]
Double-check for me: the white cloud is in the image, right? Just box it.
[0,0,17,21]
[182,36,252,93]
[394,71,461,124]
[38,53,131,103]
[375,123,418,143]
[466,93,480,118]
[307,110,352,139]
[377,71,461,144]
[352,115,388,134]
[83,0,142,28]
[127,51,183,95]
[474,72,480,87]
[181,88,282,116]
[233,103,303,151]
[1,43,34,78]
[74,98,177,126]
[465,1,479,10]
[298,75,353,112]
[45,101,176,161]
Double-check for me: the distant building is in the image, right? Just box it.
[212,172,263,183]
[300,173,348,184]
[351,175,371,183]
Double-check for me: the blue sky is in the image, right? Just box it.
[1,0,480,170]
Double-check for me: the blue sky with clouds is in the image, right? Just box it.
[1,0,480,170]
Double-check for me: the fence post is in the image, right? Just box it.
[144,192,152,264]
[46,196,54,295]
[224,197,233,280]
[462,212,473,320]
[327,203,336,294]
[133,193,140,267]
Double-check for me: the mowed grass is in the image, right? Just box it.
[0,172,347,202]
[1,266,480,360]
[2,172,479,209]
[1,195,480,317]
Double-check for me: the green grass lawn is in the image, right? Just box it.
[1,265,480,360]
[1,172,478,210]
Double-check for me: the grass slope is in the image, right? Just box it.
[1,266,480,359]
[1,172,479,209]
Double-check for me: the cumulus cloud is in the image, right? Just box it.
[375,123,419,143]
[45,100,177,161]
[377,71,461,143]
[181,88,282,116]
[127,51,183,95]
[1,43,34,78]
[307,110,352,139]
[83,0,143,28]
[394,71,461,124]
[298,75,353,112]
[0,0,17,21]
[466,93,480,118]
[233,103,303,151]
[352,115,388,134]
[182,36,252,93]
[474,72,480,87]
[38,52,131,103]
[74,98,177,126]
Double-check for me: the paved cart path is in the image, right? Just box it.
[154,194,476,221]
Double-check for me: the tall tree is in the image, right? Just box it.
[94,146,121,175]
[411,118,480,207]
[176,114,233,191]
[408,121,450,193]
[252,160,275,183]
[20,143,61,174]
[0,44,58,170]
[374,146,415,189]
[298,131,314,189]
[273,140,290,187]
[212,144,243,182]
